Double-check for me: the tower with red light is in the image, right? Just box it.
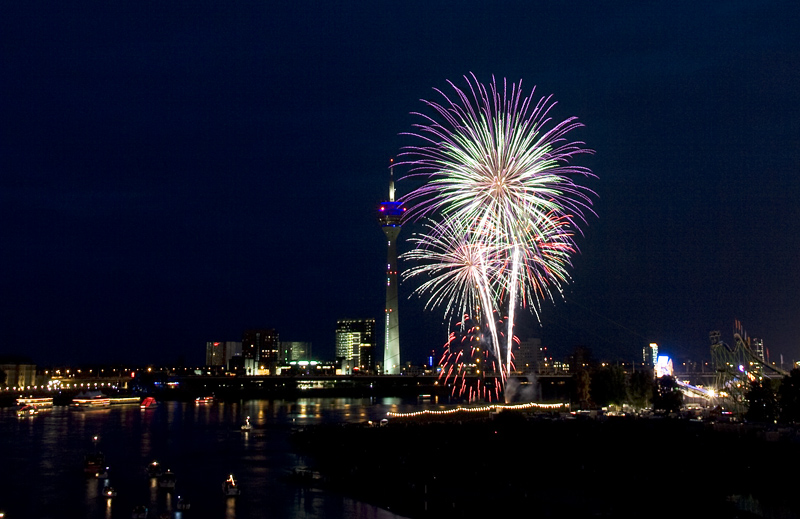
[378,161,405,374]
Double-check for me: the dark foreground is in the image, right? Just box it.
[291,411,800,519]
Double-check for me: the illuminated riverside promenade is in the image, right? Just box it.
[1,372,578,405]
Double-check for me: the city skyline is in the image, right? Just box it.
[2,2,799,366]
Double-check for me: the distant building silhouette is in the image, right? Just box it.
[205,341,242,368]
[516,338,542,373]
[643,342,658,367]
[242,329,279,375]
[281,341,311,363]
[0,355,37,387]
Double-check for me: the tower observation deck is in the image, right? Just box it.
[378,161,405,375]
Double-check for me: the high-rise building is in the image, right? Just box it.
[335,319,376,373]
[643,343,658,366]
[752,338,765,361]
[205,341,242,367]
[281,341,311,363]
[378,161,405,374]
[516,338,543,373]
[242,329,279,375]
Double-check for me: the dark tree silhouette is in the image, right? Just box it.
[652,375,683,413]
[745,378,778,423]
[572,369,591,409]
[627,370,654,410]
[590,365,626,407]
[778,369,800,423]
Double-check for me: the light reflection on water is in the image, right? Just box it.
[0,397,434,519]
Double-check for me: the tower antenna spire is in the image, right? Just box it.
[389,158,395,202]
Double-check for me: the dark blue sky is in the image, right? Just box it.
[2,1,799,366]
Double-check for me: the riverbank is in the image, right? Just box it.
[291,410,800,518]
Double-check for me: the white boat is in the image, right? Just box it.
[16,396,53,408]
[73,391,111,407]
[241,416,253,431]
[223,474,241,496]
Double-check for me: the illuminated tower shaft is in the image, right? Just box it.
[378,163,405,374]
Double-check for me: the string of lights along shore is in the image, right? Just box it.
[378,161,405,375]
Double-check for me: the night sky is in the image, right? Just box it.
[2,2,799,367]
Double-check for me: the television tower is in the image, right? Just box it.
[378,160,405,374]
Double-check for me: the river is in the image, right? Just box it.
[0,397,433,519]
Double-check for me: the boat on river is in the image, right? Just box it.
[109,396,140,406]
[223,474,241,496]
[73,391,111,407]
[140,396,157,409]
[16,405,38,417]
[16,396,53,408]
[146,460,163,478]
[241,416,253,431]
[84,453,106,475]
[158,469,176,490]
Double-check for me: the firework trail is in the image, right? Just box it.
[399,73,595,401]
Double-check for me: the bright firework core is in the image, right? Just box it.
[398,73,596,402]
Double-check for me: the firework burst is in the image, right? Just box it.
[399,73,595,401]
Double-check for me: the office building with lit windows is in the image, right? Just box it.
[205,341,242,367]
[242,328,280,375]
[335,319,376,373]
[281,341,311,363]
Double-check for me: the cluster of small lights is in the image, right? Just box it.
[1,381,119,392]
[386,401,567,418]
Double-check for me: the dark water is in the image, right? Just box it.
[0,397,430,519]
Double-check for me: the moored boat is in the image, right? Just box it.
[195,395,214,404]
